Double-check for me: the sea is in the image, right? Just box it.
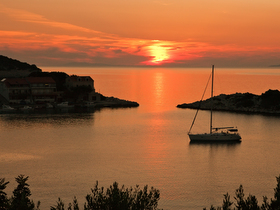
[1,67,280,210]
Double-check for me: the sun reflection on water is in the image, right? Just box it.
[153,72,164,108]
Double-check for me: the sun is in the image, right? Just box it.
[142,41,172,65]
[149,45,169,64]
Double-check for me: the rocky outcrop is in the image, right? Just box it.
[177,89,280,115]
[95,96,139,108]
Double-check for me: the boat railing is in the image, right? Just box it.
[212,127,239,133]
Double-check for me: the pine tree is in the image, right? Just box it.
[10,175,40,210]
[0,178,9,210]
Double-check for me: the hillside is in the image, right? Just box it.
[177,89,280,115]
[0,55,41,77]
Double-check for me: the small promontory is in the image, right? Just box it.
[177,89,280,115]
[0,55,139,110]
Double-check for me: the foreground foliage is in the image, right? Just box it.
[0,175,40,210]
[1,174,280,210]
[204,175,280,210]
[0,175,161,210]
[51,181,161,210]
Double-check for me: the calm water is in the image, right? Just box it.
[1,67,280,210]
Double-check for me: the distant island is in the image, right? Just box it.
[0,55,139,112]
[177,89,280,115]
[269,64,280,67]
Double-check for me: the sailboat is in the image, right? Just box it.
[188,65,241,142]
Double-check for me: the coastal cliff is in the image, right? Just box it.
[177,89,280,115]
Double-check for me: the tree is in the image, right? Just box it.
[0,178,9,210]
[50,182,161,210]
[244,194,260,210]
[222,193,233,210]
[205,175,280,210]
[10,175,40,210]
[261,196,270,210]
[83,181,160,210]
[51,197,79,210]
[50,198,65,210]
[234,185,246,210]
[270,175,280,210]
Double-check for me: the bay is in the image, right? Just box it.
[1,67,280,210]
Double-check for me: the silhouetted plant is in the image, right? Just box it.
[270,175,280,210]
[222,193,233,210]
[10,175,40,210]
[50,181,161,210]
[51,197,79,210]
[244,194,260,210]
[204,175,280,210]
[83,181,161,210]
[0,178,9,210]
[50,198,66,210]
[234,185,246,210]
[69,197,79,210]
[2,174,280,210]
[261,196,270,210]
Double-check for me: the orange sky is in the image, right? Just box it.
[1,0,280,67]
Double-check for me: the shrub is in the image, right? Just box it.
[204,175,280,210]
[51,181,161,210]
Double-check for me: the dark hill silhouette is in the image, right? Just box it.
[0,55,41,72]
[177,89,280,115]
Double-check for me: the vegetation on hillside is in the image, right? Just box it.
[0,55,41,72]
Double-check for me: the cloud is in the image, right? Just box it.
[1,4,280,67]
[2,28,280,68]
[0,4,112,37]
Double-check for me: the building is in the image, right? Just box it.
[65,75,98,102]
[0,77,57,104]
[26,77,57,103]
[65,75,95,91]
[0,78,31,104]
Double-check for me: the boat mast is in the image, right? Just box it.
[210,65,214,134]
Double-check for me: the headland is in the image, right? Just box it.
[0,55,139,112]
[177,89,280,115]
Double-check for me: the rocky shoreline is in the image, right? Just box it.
[94,96,139,108]
[177,89,280,115]
[0,97,139,114]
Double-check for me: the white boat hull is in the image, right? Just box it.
[187,66,242,143]
[189,133,241,142]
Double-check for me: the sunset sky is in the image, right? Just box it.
[1,0,280,67]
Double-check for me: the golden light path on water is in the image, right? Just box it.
[153,71,164,107]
